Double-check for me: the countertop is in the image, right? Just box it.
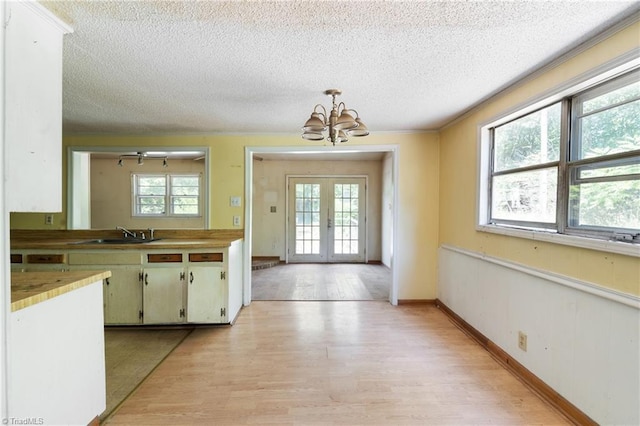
[11,238,240,250]
[11,270,112,312]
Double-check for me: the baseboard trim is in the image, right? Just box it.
[435,299,596,426]
[397,299,436,305]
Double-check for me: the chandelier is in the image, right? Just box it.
[302,89,369,145]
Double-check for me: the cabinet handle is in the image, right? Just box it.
[144,273,148,286]
[189,271,194,284]
[105,278,110,286]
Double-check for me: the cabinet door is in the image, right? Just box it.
[104,268,143,325]
[143,267,185,324]
[5,2,71,212]
[187,266,226,323]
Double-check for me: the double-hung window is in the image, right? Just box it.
[133,173,201,217]
[486,68,639,244]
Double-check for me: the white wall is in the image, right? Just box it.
[438,245,640,425]
[252,158,383,261]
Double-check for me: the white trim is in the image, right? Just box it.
[66,146,211,229]
[1,2,9,418]
[476,55,640,256]
[285,175,368,263]
[244,144,400,306]
[479,49,640,130]
[440,244,640,309]
[18,0,73,34]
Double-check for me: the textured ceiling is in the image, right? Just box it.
[41,0,639,135]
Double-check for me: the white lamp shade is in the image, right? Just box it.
[302,131,325,141]
[303,112,326,132]
[334,109,357,130]
[348,118,369,137]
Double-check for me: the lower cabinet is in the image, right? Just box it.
[104,267,143,324]
[15,240,244,326]
[142,266,185,324]
[187,265,226,323]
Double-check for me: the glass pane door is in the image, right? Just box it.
[288,177,365,263]
[328,179,365,262]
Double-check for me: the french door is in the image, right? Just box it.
[288,177,366,263]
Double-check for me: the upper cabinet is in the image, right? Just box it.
[4,1,72,212]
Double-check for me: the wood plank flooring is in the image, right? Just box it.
[252,264,391,301]
[105,302,569,425]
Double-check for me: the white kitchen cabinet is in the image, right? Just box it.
[104,267,143,324]
[142,266,185,324]
[187,265,226,323]
[4,1,72,212]
[67,251,144,325]
[10,273,107,424]
[11,240,244,325]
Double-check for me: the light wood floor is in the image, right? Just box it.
[252,263,391,301]
[105,302,569,425]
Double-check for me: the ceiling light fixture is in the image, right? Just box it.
[302,89,369,145]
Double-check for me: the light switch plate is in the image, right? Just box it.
[230,196,241,207]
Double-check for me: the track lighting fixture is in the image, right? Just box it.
[115,152,169,167]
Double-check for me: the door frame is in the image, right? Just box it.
[244,144,400,306]
[285,175,368,264]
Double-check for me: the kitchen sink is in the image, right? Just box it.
[68,238,162,245]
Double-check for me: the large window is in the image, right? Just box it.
[133,173,200,217]
[487,68,639,243]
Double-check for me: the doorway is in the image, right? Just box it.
[288,176,366,263]
[244,146,400,306]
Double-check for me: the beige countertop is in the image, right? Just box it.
[11,238,239,250]
[11,270,112,312]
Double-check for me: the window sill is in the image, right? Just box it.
[476,224,640,258]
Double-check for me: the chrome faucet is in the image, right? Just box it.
[116,226,137,239]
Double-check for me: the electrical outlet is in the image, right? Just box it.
[233,215,241,227]
[44,214,54,225]
[518,331,527,352]
[230,196,241,207]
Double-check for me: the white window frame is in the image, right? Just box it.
[132,173,201,218]
[478,56,640,258]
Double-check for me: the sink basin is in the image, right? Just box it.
[69,238,162,245]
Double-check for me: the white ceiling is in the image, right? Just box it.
[42,1,639,136]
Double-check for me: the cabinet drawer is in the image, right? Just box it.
[26,254,66,264]
[69,252,142,265]
[11,254,23,264]
[189,252,223,263]
[147,253,182,263]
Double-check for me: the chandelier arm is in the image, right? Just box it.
[346,108,360,118]
[312,104,328,124]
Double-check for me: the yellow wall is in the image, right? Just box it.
[12,21,637,299]
[439,21,640,296]
[12,132,441,299]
